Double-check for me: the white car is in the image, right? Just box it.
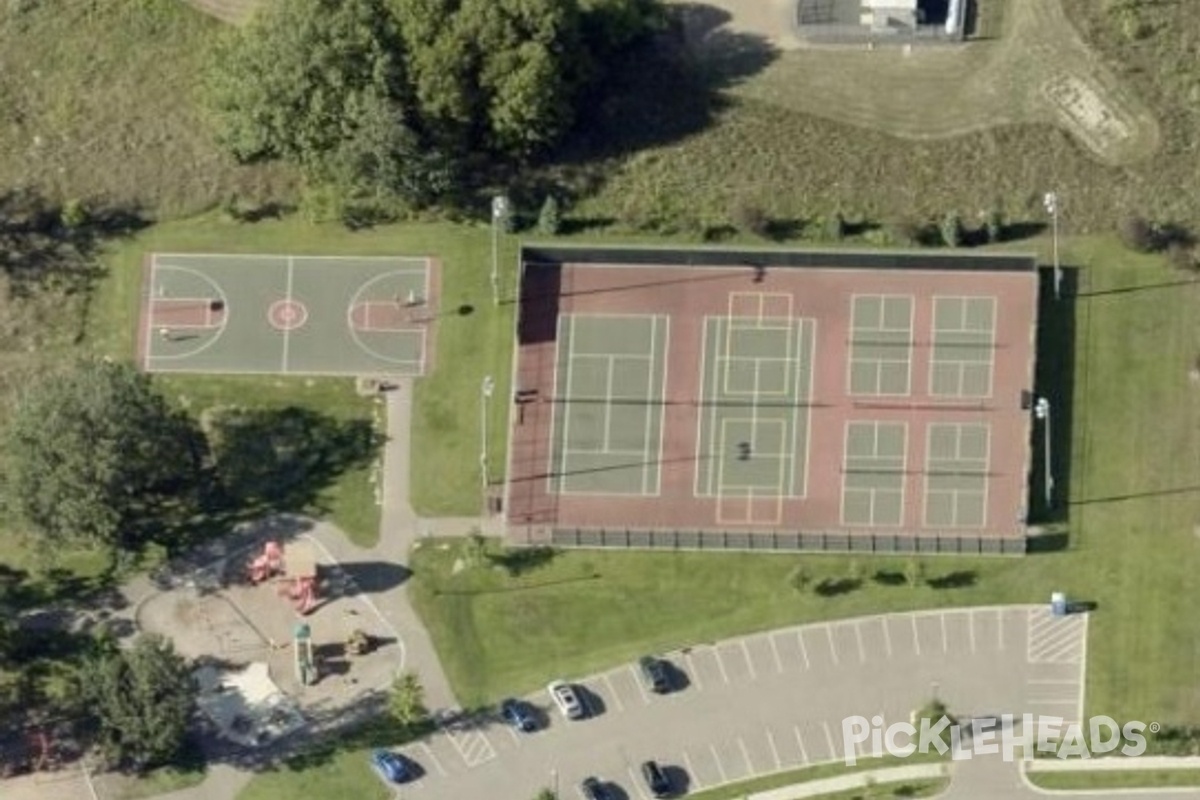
[547,680,585,719]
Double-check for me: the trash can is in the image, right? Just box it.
[1051,591,1067,617]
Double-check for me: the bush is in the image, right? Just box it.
[887,217,926,247]
[824,211,846,242]
[1118,215,1161,253]
[1166,243,1197,272]
[984,209,1004,244]
[730,202,770,238]
[59,198,89,229]
[788,565,811,592]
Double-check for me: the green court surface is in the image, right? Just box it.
[924,422,990,527]
[841,421,907,526]
[930,296,996,397]
[848,294,913,396]
[142,254,432,376]
[695,298,815,525]
[549,314,668,495]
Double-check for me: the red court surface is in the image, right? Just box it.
[504,247,1040,553]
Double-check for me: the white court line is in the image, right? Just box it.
[941,613,949,653]
[768,633,785,674]
[854,623,866,664]
[738,737,755,774]
[793,726,810,765]
[418,743,447,777]
[640,317,657,495]
[766,728,783,770]
[559,315,578,490]
[881,617,893,658]
[713,647,731,685]
[652,316,670,495]
[822,722,838,760]
[911,615,922,656]
[826,625,840,666]
[602,674,625,713]
[281,256,295,373]
[710,744,728,782]
[685,652,705,691]
[741,640,758,680]
[797,629,811,670]
[602,356,616,451]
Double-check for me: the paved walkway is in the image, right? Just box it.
[749,764,946,799]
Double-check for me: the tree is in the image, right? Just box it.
[85,634,195,771]
[824,211,846,242]
[984,209,1004,244]
[1118,215,1161,253]
[388,670,428,727]
[730,202,770,237]
[904,559,925,589]
[3,359,199,548]
[537,195,562,236]
[940,212,964,248]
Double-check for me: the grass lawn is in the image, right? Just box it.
[686,753,945,800]
[237,748,390,800]
[410,234,1200,729]
[1026,768,1200,790]
[806,779,947,799]
[98,764,208,800]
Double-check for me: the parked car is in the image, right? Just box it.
[547,680,585,719]
[638,655,671,693]
[500,697,537,732]
[580,776,611,800]
[641,760,671,797]
[369,749,410,783]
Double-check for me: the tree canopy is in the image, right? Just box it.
[84,634,196,771]
[1,359,198,547]
[205,0,665,208]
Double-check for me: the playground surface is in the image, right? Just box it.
[138,253,440,377]
[506,247,1039,549]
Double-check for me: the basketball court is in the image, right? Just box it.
[138,253,439,377]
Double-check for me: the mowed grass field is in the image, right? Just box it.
[1026,769,1200,790]
[409,238,1200,732]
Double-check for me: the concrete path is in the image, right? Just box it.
[749,763,947,799]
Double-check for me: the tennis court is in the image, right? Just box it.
[694,293,816,525]
[507,246,1039,550]
[549,314,668,495]
[139,254,438,376]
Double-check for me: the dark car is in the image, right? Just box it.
[500,697,537,732]
[638,655,671,694]
[580,776,610,800]
[369,749,410,783]
[641,760,671,797]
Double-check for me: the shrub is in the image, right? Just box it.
[59,198,89,229]
[887,218,925,247]
[984,209,1004,244]
[824,211,846,242]
[1118,215,1160,253]
[1166,243,1197,272]
[730,202,770,238]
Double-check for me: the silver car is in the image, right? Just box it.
[547,680,585,719]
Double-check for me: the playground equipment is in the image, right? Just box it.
[248,540,283,584]
[294,622,317,686]
[282,541,319,615]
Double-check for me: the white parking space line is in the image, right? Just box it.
[968,611,977,654]
[854,622,866,663]
[738,737,756,775]
[822,721,838,760]
[797,629,812,670]
[794,726,810,765]
[714,647,732,684]
[881,617,893,658]
[826,625,840,666]
[710,744,728,782]
[417,743,448,777]
[603,674,626,713]
[682,750,703,790]
[998,608,1005,650]
[766,728,783,770]
[911,615,922,656]
[503,724,521,747]
[685,651,706,691]
[741,640,759,680]
[769,633,785,674]
[1029,678,1079,685]
[627,766,652,800]
[941,613,949,653]
[629,664,651,705]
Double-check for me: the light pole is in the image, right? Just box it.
[1043,191,1061,301]
[1035,397,1053,508]
[480,375,495,494]
[491,195,508,306]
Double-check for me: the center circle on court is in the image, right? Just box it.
[268,299,308,331]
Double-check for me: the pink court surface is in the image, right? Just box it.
[505,247,1040,554]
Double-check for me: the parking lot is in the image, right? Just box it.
[391,605,1087,799]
